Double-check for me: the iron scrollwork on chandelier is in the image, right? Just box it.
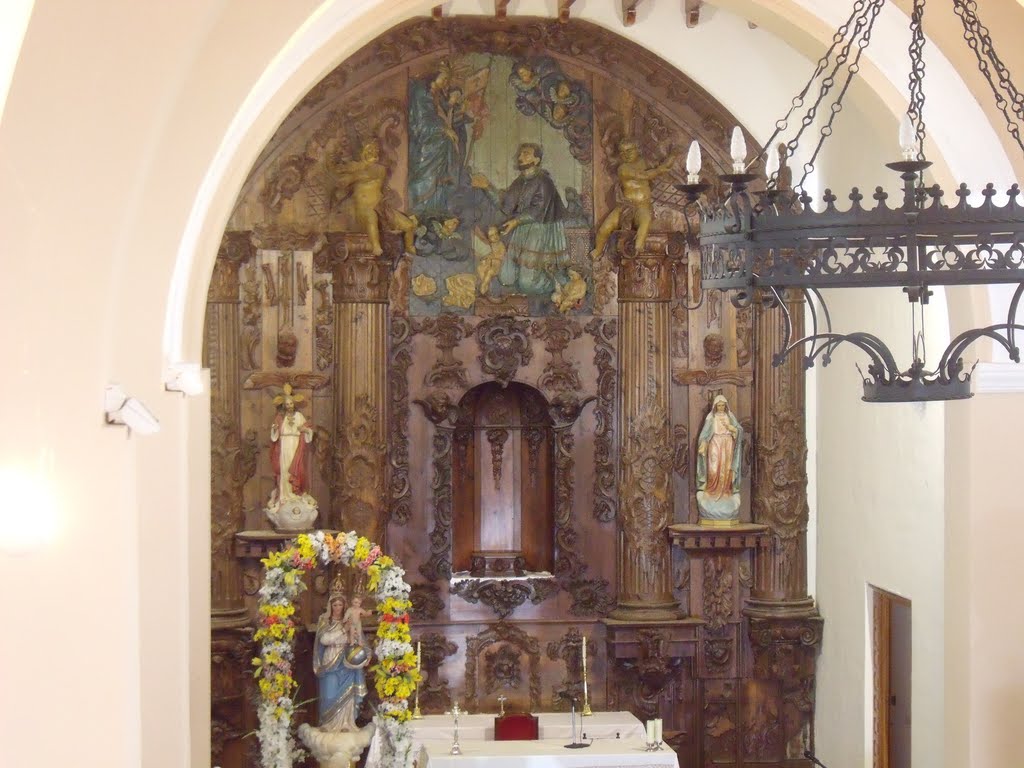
[678,0,1024,402]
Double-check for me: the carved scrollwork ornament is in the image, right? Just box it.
[703,555,734,631]
[585,318,618,523]
[476,316,533,387]
[418,631,458,713]
[417,313,473,389]
[389,316,415,525]
[450,578,557,619]
[532,316,583,392]
[753,405,809,540]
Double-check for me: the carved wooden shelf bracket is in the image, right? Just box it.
[622,0,643,26]
[495,0,511,20]
[685,0,702,28]
[432,5,443,20]
[558,0,576,23]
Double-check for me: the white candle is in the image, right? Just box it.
[654,718,663,743]
[730,126,747,172]
[765,143,780,180]
[416,640,421,671]
[646,720,655,743]
[581,635,588,696]
[899,112,916,160]
[686,140,702,183]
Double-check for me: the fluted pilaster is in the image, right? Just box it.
[746,289,815,617]
[611,244,679,621]
[327,233,393,543]
[207,231,257,629]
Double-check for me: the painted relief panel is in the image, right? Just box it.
[407,54,593,316]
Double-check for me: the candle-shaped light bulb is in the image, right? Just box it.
[765,143,780,180]
[730,126,747,172]
[899,113,916,160]
[686,140,702,183]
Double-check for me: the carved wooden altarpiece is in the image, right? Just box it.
[205,14,820,768]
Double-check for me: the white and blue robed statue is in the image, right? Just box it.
[696,394,743,527]
[299,580,374,768]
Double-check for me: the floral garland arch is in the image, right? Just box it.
[253,531,419,768]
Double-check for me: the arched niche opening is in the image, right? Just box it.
[452,381,555,577]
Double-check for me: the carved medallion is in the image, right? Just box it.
[567,578,615,617]
[465,623,542,713]
[409,582,444,621]
[484,644,523,694]
[476,316,532,387]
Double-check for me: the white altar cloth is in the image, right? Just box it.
[408,711,646,755]
[418,737,679,768]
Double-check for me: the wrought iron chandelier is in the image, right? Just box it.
[678,0,1024,402]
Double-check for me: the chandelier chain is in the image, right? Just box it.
[954,0,1024,157]
[757,0,884,185]
[907,0,928,161]
[794,0,887,191]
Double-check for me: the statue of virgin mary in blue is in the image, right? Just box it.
[312,591,370,732]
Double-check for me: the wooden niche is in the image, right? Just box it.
[452,382,555,577]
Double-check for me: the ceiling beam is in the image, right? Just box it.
[558,0,576,24]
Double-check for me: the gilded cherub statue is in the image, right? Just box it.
[590,138,678,258]
[332,140,418,256]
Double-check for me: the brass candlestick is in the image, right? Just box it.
[581,635,593,716]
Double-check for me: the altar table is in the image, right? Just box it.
[417,737,679,768]
[408,711,646,755]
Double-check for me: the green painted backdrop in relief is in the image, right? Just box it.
[407,53,593,317]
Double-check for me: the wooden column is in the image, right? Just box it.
[327,232,393,543]
[746,290,817,617]
[611,245,679,621]
[207,231,258,629]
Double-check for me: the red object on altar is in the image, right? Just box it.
[494,712,539,741]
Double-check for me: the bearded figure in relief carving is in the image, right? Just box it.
[696,394,743,527]
[265,383,319,530]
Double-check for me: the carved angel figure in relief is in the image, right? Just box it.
[590,138,678,259]
[331,140,418,255]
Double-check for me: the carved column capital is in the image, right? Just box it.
[617,253,673,302]
[614,233,682,302]
[210,231,256,303]
[325,232,397,304]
